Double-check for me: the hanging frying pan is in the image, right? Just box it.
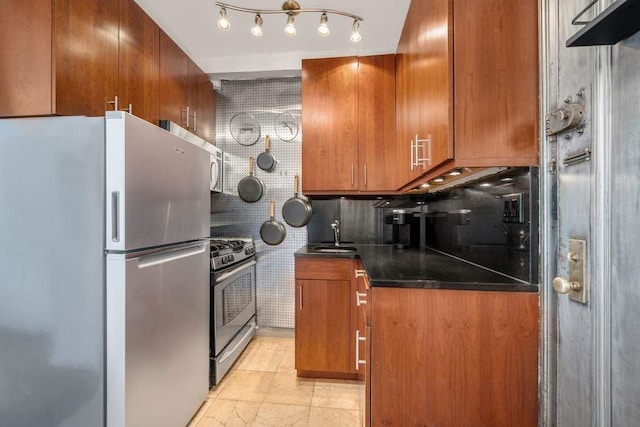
[260,200,286,246]
[256,135,277,172]
[282,175,312,227]
[237,157,264,203]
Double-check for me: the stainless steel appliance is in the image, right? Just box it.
[209,238,257,385]
[160,119,223,192]
[0,112,210,427]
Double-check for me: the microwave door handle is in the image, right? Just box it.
[215,260,257,283]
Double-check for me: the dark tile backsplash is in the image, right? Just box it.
[308,168,539,284]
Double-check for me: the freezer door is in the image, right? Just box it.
[106,112,210,251]
[106,241,209,427]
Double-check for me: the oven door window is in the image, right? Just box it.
[222,273,253,325]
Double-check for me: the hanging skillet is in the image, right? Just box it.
[256,135,277,172]
[282,175,312,227]
[237,157,264,203]
[260,200,286,246]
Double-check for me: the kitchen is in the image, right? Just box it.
[1,0,639,426]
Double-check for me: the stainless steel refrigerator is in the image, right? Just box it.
[0,112,210,427]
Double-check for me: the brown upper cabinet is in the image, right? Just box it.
[395,0,539,191]
[118,0,160,125]
[301,55,396,195]
[0,0,119,117]
[159,33,215,141]
[1,0,215,138]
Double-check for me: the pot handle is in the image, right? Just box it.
[265,135,271,152]
[294,175,299,195]
[249,157,254,175]
[270,199,276,219]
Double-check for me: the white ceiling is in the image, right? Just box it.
[134,0,411,80]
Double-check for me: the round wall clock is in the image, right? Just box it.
[230,112,261,146]
[274,112,299,142]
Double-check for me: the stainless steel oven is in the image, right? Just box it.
[209,238,256,385]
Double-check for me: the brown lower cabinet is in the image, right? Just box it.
[370,287,539,426]
[295,258,359,379]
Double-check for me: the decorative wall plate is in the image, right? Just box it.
[230,112,261,146]
[274,112,299,142]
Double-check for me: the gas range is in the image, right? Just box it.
[209,237,256,270]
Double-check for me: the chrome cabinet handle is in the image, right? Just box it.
[354,269,366,278]
[410,139,414,170]
[106,95,119,111]
[120,104,132,114]
[299,285,303,310]
[356,291,367,306]
[351,164,355,186]
[363,165,367,187]
[183,106,190,129]
[193,110,197,132]
[355,330,366,370]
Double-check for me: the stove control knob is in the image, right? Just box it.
[229,255,235,262]
[221,257,227,265]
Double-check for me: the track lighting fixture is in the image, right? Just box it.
[251,13,263,36]
[317,13,330,36]
[284,13,296,36]
[217,6,231,31]
[214,1,363,42]
[350,19,362,43]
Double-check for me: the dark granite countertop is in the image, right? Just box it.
[295,244,538,292]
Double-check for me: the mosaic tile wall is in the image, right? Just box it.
[211,78,304,329]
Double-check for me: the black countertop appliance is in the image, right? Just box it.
[386,209,420,249]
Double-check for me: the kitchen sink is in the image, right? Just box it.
[311,245,357,254]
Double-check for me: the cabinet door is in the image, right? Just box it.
[302,57,359,193]
[295,279,353,375]
[0,0,53,117]
[54,0,119,116]
[187,60,213,141]
[371,288,538,426]
[159,31,189,125]
[119,0,160,125]
[395,3,424,187]
[453,0,538,164]
[417,0,454,172]
[358,55,396,193]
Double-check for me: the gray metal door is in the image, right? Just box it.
[543,1,600,425]
[543,0,640,425]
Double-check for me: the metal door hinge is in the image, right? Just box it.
[548,159,557,174]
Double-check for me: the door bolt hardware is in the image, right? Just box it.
[564,134,571,139]
[564,96,572,104]
[553,239,588,304]
[576,89,584,98]
[576,123,586,134]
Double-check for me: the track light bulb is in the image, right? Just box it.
[284,13,296,36]
[251,13,263,36]
[350,19,361,42]
[217,7,231,31]
[317,12,330,36]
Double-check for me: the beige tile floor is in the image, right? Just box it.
[187,328,364,427]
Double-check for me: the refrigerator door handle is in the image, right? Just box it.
[111,191,120,242]
[137,243,208,269]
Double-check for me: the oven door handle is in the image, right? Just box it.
[215,260,256,283]
[218,322,256,364]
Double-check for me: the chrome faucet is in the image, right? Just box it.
[331,220,341,246]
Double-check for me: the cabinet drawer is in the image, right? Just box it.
[295,258,353,280]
